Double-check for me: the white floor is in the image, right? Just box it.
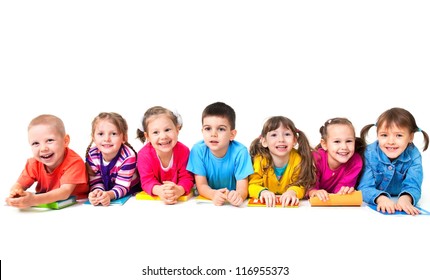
[2,196,429,280]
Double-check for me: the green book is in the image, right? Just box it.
[33,196,77,210]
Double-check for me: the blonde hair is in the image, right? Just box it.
[29,114,66,136]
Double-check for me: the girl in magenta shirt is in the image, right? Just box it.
[307,117,364,202]
[136,106,194,205]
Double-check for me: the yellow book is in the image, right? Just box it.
[309,190,363,206]
[135,191,193,202]
[247,196,299,208]
[194,195,212,203]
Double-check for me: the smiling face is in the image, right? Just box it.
[93,119,125,162]
[321,124,356,170]
[28,124,69,173]
[261,124,297,164]
[201,116,236,158]
[377,123,414,160]
[144,114,179,157]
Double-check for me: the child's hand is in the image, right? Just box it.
[9,184,25,198]
[337,186,355,195]
[5,191,35,208]
[97,191,112,206]
[212,188,228,206]
[157,182,181,205]
[89,189,103,206]
[89,189,111,206]
[9,188,25,198]
[280,190,299,207]
[311,189,329,202]
[376,195,395,214]
[396,195,420,216]
[226,190,244,206]
[260,190,276,207]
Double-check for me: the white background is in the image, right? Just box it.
[1,1,429,280]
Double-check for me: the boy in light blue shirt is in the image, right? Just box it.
[187,102,253,206]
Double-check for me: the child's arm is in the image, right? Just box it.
[195,175,227,206]
[6,183,75,209]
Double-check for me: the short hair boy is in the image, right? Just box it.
[6,114,88,208]
[186,102,253,206]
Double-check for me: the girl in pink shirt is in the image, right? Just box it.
[307,118,365,202]
[136,106,194,205]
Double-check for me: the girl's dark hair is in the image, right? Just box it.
[249,116,316,190]
[361,107,428,151]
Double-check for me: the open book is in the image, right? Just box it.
[33,196,77,210]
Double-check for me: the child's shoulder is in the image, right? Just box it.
[62,148,86,168]
[121,143,137,156]
[190,139,206,150]
[229,139,248,149]
[66,147,84,160]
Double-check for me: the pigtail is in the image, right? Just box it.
[291,130,316,191]
[360,123,375,144]
[417,128,429,151]
[85,141,96,176]
[249,136,271,173]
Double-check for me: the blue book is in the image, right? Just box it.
[367,204,430,215]
[84,194,131,206]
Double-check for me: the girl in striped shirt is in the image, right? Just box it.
[86,112,140,206]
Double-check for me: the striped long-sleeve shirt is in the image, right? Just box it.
[86,144,140,199]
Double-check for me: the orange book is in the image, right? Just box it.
[247,196,299,208]
[309,190,363,206]
[135,191,193,202]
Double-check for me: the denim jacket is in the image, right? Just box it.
[357,141,423,205]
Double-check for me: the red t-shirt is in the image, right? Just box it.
[17,148,89,199]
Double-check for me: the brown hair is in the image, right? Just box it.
[249,116,316,190]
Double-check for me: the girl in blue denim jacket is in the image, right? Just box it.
[357,107,429,215]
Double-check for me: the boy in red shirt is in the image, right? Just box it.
[6,114,88,208]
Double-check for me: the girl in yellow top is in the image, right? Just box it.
[249,116,315,207]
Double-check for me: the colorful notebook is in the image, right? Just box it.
[84,194,131,206]
[247,196,299,208]
[135,191,193,201]
[367,204,430,215]
[309,191,363,206]
[33,196,77,210]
